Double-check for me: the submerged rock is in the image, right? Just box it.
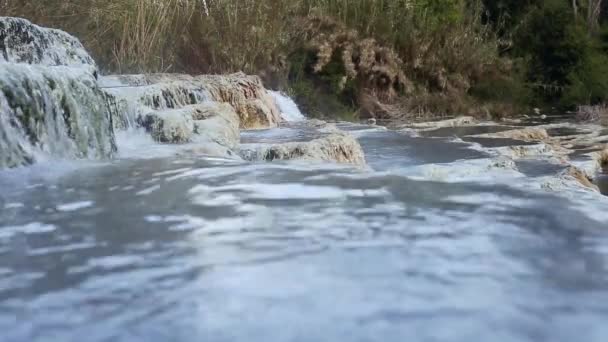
[0,63,115,168]
[240,132,366,166]
[0,17,96,69]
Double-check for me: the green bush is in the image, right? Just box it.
[510,0,608,107]
[562,49,608,106]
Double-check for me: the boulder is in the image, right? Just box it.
[240,132,366,166]
[138,109,194,143]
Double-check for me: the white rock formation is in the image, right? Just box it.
[240,132,367,166]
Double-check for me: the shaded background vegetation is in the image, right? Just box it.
[2,0,608,119]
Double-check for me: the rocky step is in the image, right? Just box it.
[101,72,282,130]
[239,132,367,166]
[138,103,240,148]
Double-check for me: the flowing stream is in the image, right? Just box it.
[2,94,608,342]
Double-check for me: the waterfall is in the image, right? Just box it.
[0,17,97,68]
[0,17,116,168]
[99,75,211,131]
[269,91,306,122]
[0,63,116,168]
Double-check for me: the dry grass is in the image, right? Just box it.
[576,104,608,124]
[564,166,597,190]
[1,0,195,72]
[1,0,509,117]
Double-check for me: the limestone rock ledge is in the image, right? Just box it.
[1,17,368,168]
[476,127,550,142]
[239,132,367,166]
[101,72,282,130]
[1,17,111,168]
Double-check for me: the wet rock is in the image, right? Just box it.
[101,72,281,130]
[304,119,328,128]
[191,102,240,150]
[240,132,366,166]
[0,63,115,168]
[199,73,282,129]
[179,143,237,159]
[408,116,477,129]
[490,144,554,159]
[559,166,599,191]
[489,156,518,170]
[598,150,608,173]
[596,150,608,195]
[138,109,194,143]
[596,172,608,195]
[479,127,549,142]
[0,17,96,69]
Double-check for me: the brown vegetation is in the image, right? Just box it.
[0,0,514,119]
[599,149,608,172]
[576,104,608,124]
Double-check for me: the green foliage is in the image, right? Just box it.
[481,0,541,33]
[469,64,533,106]
[289,77,356,120]
[562,48,608,105]
[510,0,608,107]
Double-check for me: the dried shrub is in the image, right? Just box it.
[576,104,608,125]
[599,150,608,172]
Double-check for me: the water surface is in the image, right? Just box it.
[1,125,608,342]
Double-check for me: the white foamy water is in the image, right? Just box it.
[0,222,57,239]
[115,129,181,159]
[4,102,608,342]
[269,91,306,122]
[56,201,94,212]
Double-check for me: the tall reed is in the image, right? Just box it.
[1,0,509,116]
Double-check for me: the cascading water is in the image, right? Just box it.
[269,90,306,122]
[0,17,114,168]
[100,75,212,130]
[0,63,115,168]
